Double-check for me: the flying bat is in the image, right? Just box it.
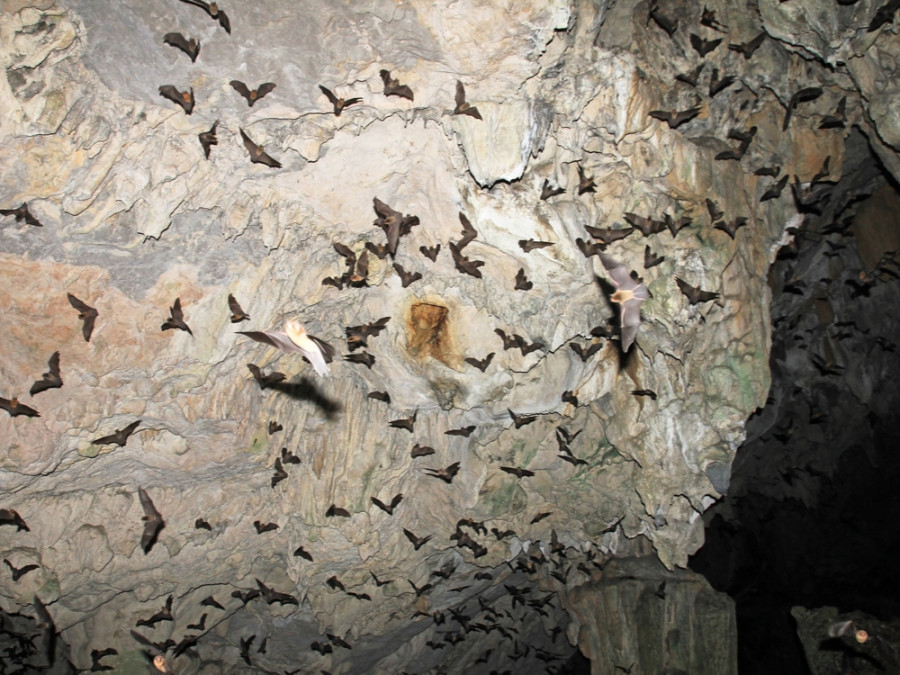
[514,268,533,291]
[411,444,435,457]
[519,239,554,252]
[708,69,736,97]
[267,420,282,435]
[347,591,371,601]
[368,390,391,403]
[239,320,334,377]
[569,341,601,361]
[158,85,194,114]
[33,596,57,667]
[328,633,353,650]
[90,648,118,672]
[500,466,535,478]
[29,351,62,396]
[449,241,485,278]
[445,425,476,437]
[558,451,587,466]
[344,351,375,368]
[508,409,537,429]
[783,86,823,130]
[195,518,212,530]
[319,85,361,116]
[389,409,417,432]
[163,32,199,62]
[326,504,351,518]
[700,5,728,31]
[92,420,141,447]
[294,545,313,561]
[373,197,420,256]
[585,225,633,245]
[869,0,900,31]
[674,64,704,88]
[453,80,482,120]
[689,33,721,56]
[715,217,748,239]
[456,211,478,249]
[761,174,789,201]
[136,595,173,628]
[715,126,757,160]
[492,527,515,540]
[178,0,230,32]
[231,589,260,605]
[161,297,192,335]
[364,241,390,259]
[754,165,781,177]
[379,69,414,100]
[562,390,578,406]
[326,576,345,591]
[239,635,254,665]
[254,520,278,534]
[729,32,765,58]
[138,487,164,554]
[67,293,98,341]
[393,262,422,288]
[4,558,38,581]
[246,364,286,389]
[644,245,665,269]
[271,458,287,488]
[819,95,847,129]
[675,277,719,304]
[230,80,276,107]
[239,128,281,168]
[465,352,494,372]
[598,252,650,352]
[540,179,565,200]
[408,579,434,596]
[419,244,440,261]
[256,578,298,606]
[226,293,249,323]
[0,202,42,226]
[371,493,403,515]
[531,511,553,523]
[624,212,666,236]
[0,509,29,531]
[281,447,300,464]
[198,120,218,159]
[200,596,225,610]
[648,106,700,129]
[424,462,461,483]
[706,198,724,222]
[403,528,432,550]
[648,0,678,36]
[577,164,596,194]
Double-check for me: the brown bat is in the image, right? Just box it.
[585,225,634,245]
[271,458,287,488]
[231,589,260,605]
[708,69,736,98]
[326,576,345,591]
[465,353,494,372]
[508,409,537,429]
[294,545,313,561]
[328,633,353,650]
[819,96,847,129]
[648,106,700,129]
[562,390,578,406]
[675,64,704,88]
[715,217,748,239]
[161,297,192,335]
[666,215,691,236]
[445,425,476,437]
[4,558,39,581]
[644,245,665,269]
[240,635,254,665]
[689,33,721,56]
[267,420,282,434]
[346,316,390,341]
[326,504,351,518]
[280,447,300,465]
[449,241,485,278]
[648,0,678,36]
[419,244,440,261]
[700,5,728,31]
[92,420,141,447]
[451,530,487,557]
[558,452,587,466]
[195,518,212,530]
[254,520,278,534]
[491,527,515,540]
[373,197,419,256]
[256,578,299,606]
[90,648,118,672]
[346,591,371,601]
[624,212,667,236]
[0,509,29,531]
[138,487,165,554]
[411,444,435,458]
[540,179,565,200]
[456,212,478,249]
[632,388,658,400]
[29,351,62,396]
[344,351,375,368]
[227,293,249,322]
[577,164,596,194]
[569,341,601,361]
[178,0,230,32]
[408,579,434,596]
[187,614,207,631]
[319,85,361,116]
[230,80,276,107]
[136,595,173,627]
[246,364,285,389]
[389,409,417,432]
[368,390,391,403]
[393,262,422,288]
[514,268,533,291]
[239,128,282,168]
[158,85,194,114]
[675,277,719,304]
[200,595,225,610]
[67,293,98,341]
[163,32,199,62]
[715,126,757,160]
[379,69,414,100]
[453,80,482,120]
[0,202,42,227]
[500,466,535,478]
[371,493,403,515]
[598,252,651,352]
[729,32,765,58]
[761,175,789,201]
[576,238,603,257]
[869,0,900,31]
[782,86,823,130]
[424,462,461,483]
[198,120,218,159]
[519,239,554,252]
[531,511,552,523]
[706,198,724,222]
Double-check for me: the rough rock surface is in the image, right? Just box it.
[2,0,900,673]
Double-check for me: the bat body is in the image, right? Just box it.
[0,397,39,417]
[1,202,42,227]
[445,425,476,437]
[675,277,719,304]
[411,444,435,457]
[281,447,300,465]
[326,504,351,517]
[254,520,278,534]
[136,595,173,627]
[373,197,419,257]
[319,85,361,116]
[138,487,164,554]
[178,0,230,32]
[453,80,482,120]
[424,462,461,483]
[648,107,700,129]
[585,225,634,245]
[239,320,334,376]
[231,80,276,107]
[500,466,535,478]
[29,352,62,396]
[246,364,285,389]
[531,511,552,523]
[598,252,650,352]
[326,576,345,591]
[819,96,847,129]
[240,635,254,665]
[419,244,441,261]
[256,578,299,605]
[379,69,413,100]
[393,262,422,287]
[161,297,192,335]
[729,32,765,58]
[195,518,212,530]
[508,409,537,428]
[715,217,748,239]
[449,241,485,278]
[648,0,678,36]
[389,409,417,432]
[267,420,282,434]
[33,596,56,667]
[368,390,390,403]
[90,648,118,672]
[761,174,789,201]
[675,64,704,88]
[456,212,478,249]
[163,32,199,62]
[869,0,900,31]
[67,293,98,341]
[570,341,601,361]
[158,85,194,114]
[0,509,29,531]
[344,351,375,368]
[271,458,287,488]
[518,239,554,252]
[644,245,665,268]
[91,420,141,447]
[408,579,433,596]
[294,545,313,561]
[515,268,533,291]
[577,165,596,194]
[200,596,224,610]
[371,494,403,515]
[624,212,667,236]
[540,179,565,200]
[465,353,494,372]
[239,128,281,168]
[198,120,218,159]
[700,6,728,32]
[689,33,721,56]
[632,388,658,400]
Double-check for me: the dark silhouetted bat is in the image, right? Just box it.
[371,493,403,515]
[452,530,487,557]
[868,0,900,32]
[328,633,352,649]
[200,595,224,610]
[453,80,482,120]
[729,32,765,58]
[90,648,118,672]
[689,33,721,56]
[599,252,650,352]
[715,217,748,239]
[475,571,493,580]
[0,509,29,531]
[445,425,476,437]
[253,520,278,534]
[706,198,724,222]
[514,268,533,291]
[136,595,173,627]
[365,241,390,259]
[632,388,658,400]
[319,85,361,116]
[411,444,435,457]
[163,32,199,62]
[754,165,781,177]
[30,351,62,396]
[0,202,42,226]
[159,85,194,114]
[246,364,285,389]
[492,527,515,540]
[227,293,249,322]
[424,462,461,483]
[519,239,554,252]
[240,635,254,665]
[380,69,414,100]
[540,179,565,200]
[675,277,719,304]
[558,451,587,466]
[761,174,789,201]
[161,297,192,335]
[700,6,728,31]
[393,262,422,288]
[648,106,700,129]
[708,68,736,97]
[531,511,552,523]
[390,409,417,432]
[500,466,535,478]
[256,578,298,605]
[819,96,847,129]
[326,576,345,591]
[508,409,537,428]
[347,591,371,601]
[138,487,164,554]
[420,244,440,261]
[373,197,419,256]
[644,245,665,268]
[456,211,478,249]
[280,447,300,465]
[239,128,281,168]
[271,458,287,488]
[715,126,757,160]
[624,212,666,236]
[326,504,351,518]
[465,353,494,372]
[267,420,282,435]
[570,341,601,361]
[198,120,218,159]
[783,86,823,130]
[408,579,433,596]
[195,517,211,530]
[368,390,391,403]
[33,596,56,667]
[562,390,578,406]
[294,545,313,561]
[577,164,596,194]
[344,351,375,368]
[231,589,260,605]
[239,320,334,376]
[648,0,678,36]
[178,0,230,32]
[67,293,98,341]
[4,558,38,581]
[91,420,141,447]
[230,81,276,107]
[585,225,634,244]
[403,528,432,550]
[675,64,704,88]
[311,641,333,655]
[449,241,485,278]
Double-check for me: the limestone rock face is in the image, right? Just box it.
[2,0,898,673]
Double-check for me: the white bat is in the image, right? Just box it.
[238,319,335,377]
[598,253,650,352]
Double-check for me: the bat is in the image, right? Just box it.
[456,212,478,249]
[161,297,192,335]
[195,517,211,530]
[783,86,823,130]
[239,320,334,376]
[136,595,173,627]
[231,589,260,607]
[714,126,757,160]
[456,517,487,535]
[347,591,371,601]
[33,596,56,667]
[256,578,299,605]
[540,179,565,200]
[368,390,390,403]
[569,341,601,361]
[326,504,351,517]
[648,106,700,129]
[328,633,352,649]
[667,214,692,237]
[514,268,533,291]
[92,420,141,447]
[424,462,461,483]
[227,293,249,322]
[451,530,487,557]
[373,197,419,256]
[271,458,287,488]
[500,466,535,478]
[363,241,390,259]
[754,165,781,177]
[246,364,285,389]
[253,520,278,534]
[828,620,873,643]
[558,452,587,466]
[90,648,118,672]
[706,198,724,222]
[379,69,414,100]
[420,244,440,261]
[675,277,719,304]
[689,33,721,56]
[393,262,422,287]
[411,443,435,457]
[465,352,494,372]
[30,351,62,396]
[819,95,847,129]
[624,212,666,236]
[346,316,390,342]
[453,80,482,120]
[761,174,789,201]
[239,128,281,168]
[700,6,728,31]
[267,420,282,434]
[280,447,300,466]
[326,576,345,591]
[491,527,515,540]
[427,640,446,650]
[868,0,900,32]
[729,32,765,58]
[163,32,199,62]
[644,245,665,269]
[67,293,98,341]
[577,164,596,194]
[390,409,417,432]
[403,528,432,550]
[239,635,254,665]
[230,80,276,107]
[319,85,361,116]
[0,509,29,531]
[294,545,313,561]
[196,120,218,159]
[4,558,39,581]
[449,241,485,278]
[598,252,650,352]
[178,0,230,32]
[632,388,658,399]
[518,239,554,252]
[430,563,455,579]
[344,351,375,368]
[648,0,678,36]
[562,390,578,406]
[445,425,476,437]
[715,217,748,239]
[508,408,536,428]
[408,579,434,596]
[371,493,403,515]
[708,69,736,97]
[158,85,194,114]
[675,64,704,88]
[311,641,333,655]
[138,487,164,554]
[585,225,633,244]
[475,571,493,580]
[0,202,42,226]
[530,511,552,523]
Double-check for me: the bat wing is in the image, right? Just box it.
[455,80,465,109]
[230,80,252,102]
[91,431,119,446]
[138,487,164,554]
[216,9,230,33]
[227,293,247,320]
[120,420,141,443]
[619,304,641,352]
[170,298,184,321]
[257,82,277,99]
[163,32,190,54]
[598,253,636,290]
[238,330,303,354]
[319,85,338,106]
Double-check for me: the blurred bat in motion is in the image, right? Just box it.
[598,253,650,352]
